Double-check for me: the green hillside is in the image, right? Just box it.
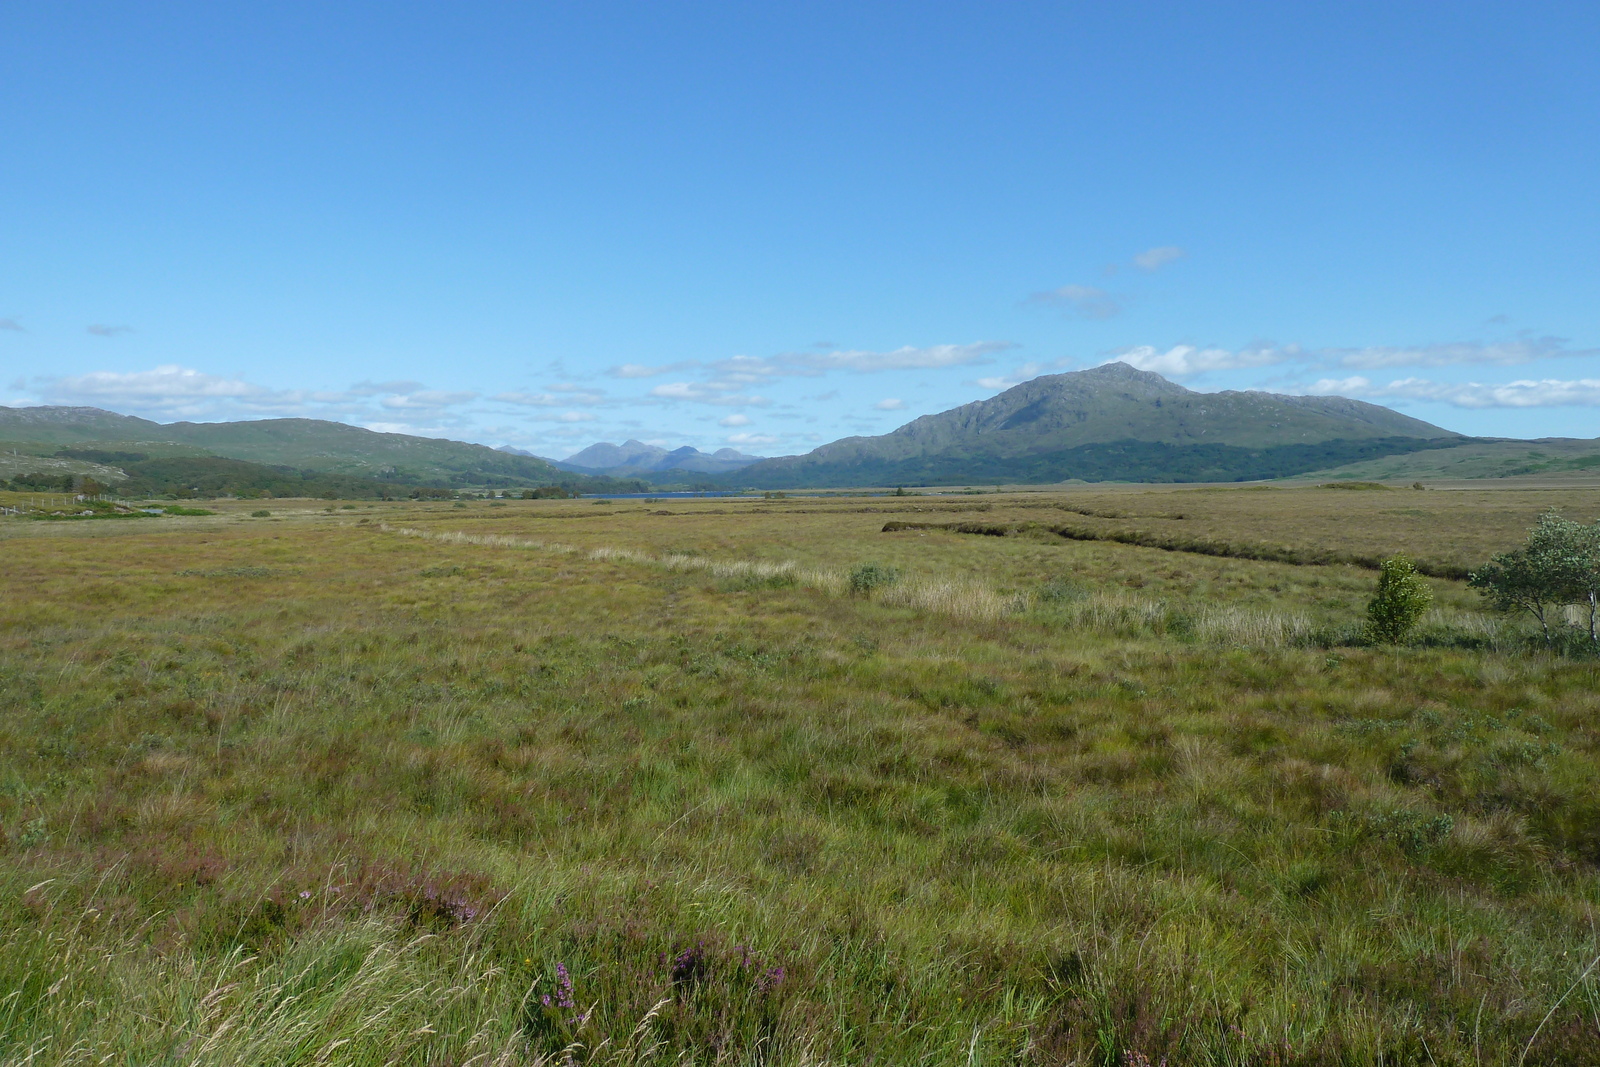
[0,407,597,489]
[1293,437,1600,483]
[732,363,1461,487]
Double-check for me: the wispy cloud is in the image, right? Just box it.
[349,379,425,396]
[719,413,751,427]
[873,398,905,411]
[1108,336,1597,380]
[33,365,489,429]
[492,388,606,407]
[86,324,133,337]
[648,381,771,407]
[974,359,1077,390]
[727,431,779,446]
[1110,344,1290,377]
[1027,284,1120,320]
[0,319,23,332]
[698,342,1012,384]
[1133,245,1185,271]
[778,342,1012,373]
[379,390,478,410]
[1310,376,1600,409]
[1320,337,1590,370]
[627,342,1012,408]
[45,365,270,412]
[608,361,698,379]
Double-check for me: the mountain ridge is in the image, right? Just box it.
[729,363,1461,487]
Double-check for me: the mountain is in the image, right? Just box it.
[0,406,599,489]
[554,439,763,476]
[729,363,1464,487]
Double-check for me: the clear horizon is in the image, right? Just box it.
[3,2,1596,458]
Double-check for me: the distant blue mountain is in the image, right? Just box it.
[501,439,763,477]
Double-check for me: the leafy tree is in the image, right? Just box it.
[1365,555,1433,643]
[1470,511,1600,647]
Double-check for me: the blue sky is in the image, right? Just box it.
[2,1,1597,457]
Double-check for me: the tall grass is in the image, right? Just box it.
[382,523,1345,640]
[2,501,1598,1062]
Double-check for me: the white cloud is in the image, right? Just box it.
[44,365,271,413]
[1028,284,1120,320]
[493,389,606,407]
[975,360,1073,390]
[554,411,597,422]
[719,413,751,427]
[727,432,778,446]
[33,365,492,428]
[1306,376,1374,396]
[348,379,424,396]
[782,342,1012,373]
[1322,337,1590,370]
[608,361,698,379]
[606,343,1012,412]
[1133,246,1185,271]
[1311,376,1600,409]
[873,398,905,410]
[379,390,479,410]
[648,381,771,406]
[1111,344,1290,377]
[695,342,1012,383]
[1106,336,1596,380]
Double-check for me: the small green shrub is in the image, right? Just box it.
[848,562,901,595]
[251,509,271,518]
[1365,555,1432,643]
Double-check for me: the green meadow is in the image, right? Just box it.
[3,487,1599,1065]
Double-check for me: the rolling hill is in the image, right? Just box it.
[731,362,1465,487]
[1287,436,1600,484]
[0,406,631,490]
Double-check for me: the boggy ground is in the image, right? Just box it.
[2,487,1599,1065]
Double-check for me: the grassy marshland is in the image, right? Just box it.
[2,488,1599,1065]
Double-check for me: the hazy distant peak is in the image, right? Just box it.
[554,439,764,476]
